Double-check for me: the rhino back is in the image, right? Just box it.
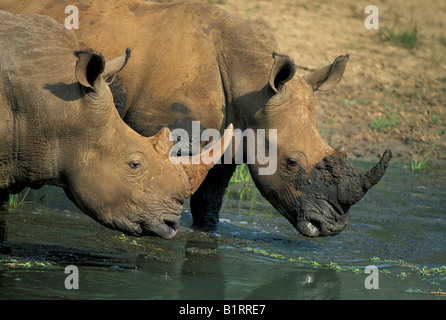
[0,1,281,132]
[92,1,280,135]
[126,1,280,133]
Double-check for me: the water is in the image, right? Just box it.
[1,161,445,300]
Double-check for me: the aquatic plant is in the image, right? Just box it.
[328,262,342,272]
[1,258,53,269]
[398,272,408,279]
[370,256,381,264]
[244,249,446,297]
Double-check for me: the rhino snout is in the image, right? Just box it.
[140,213,181,239]
[292,149,391,237]
[295,196,349,237]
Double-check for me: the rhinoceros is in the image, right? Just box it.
[0,10,233,239]
[3,0,392,237]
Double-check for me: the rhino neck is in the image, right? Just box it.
[216,21,279,131]
[0,84,64,194]
[1,84,86,192]
[0,125,63,193]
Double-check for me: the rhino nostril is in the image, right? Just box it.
[165,219,176,229]
[163,217,179,233]
[309,219,322,233]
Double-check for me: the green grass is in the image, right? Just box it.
[411,143,435,171]
[8,194,18,207]
[369,98,401,131]
[430,113,442,124]
[7,188,30,208]
[370,113,400,130]
[230,163,251,183]
[226,164,273,216]
[379,21,419,50]
[440,34,446,47]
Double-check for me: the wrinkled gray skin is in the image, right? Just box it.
[1,1,393,237]
[0,10,233,239]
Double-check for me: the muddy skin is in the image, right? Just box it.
[292,149,393,237]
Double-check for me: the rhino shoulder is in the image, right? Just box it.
[0,10,78,85]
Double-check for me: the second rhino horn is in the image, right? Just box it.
[179,124,234,194]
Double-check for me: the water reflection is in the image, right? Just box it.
[179,241,225,299]
[0,209,10,255]
[1,202,343,299]
[178,240,342,300]
[131,237,342,300]
[1,161,446,299]
[246,268,341,300]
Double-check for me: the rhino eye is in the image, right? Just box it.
[286,158,298,167]
[129,161,141,169]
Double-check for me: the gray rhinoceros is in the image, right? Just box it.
[2,1,392,237]
[0,10,233,239]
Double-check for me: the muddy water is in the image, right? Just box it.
[1,161,445,300]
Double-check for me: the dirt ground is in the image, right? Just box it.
[154,0,446,165]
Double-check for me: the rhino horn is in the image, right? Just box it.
[337,149,392,206]
[361,149,393,192]
[180,124,234,194]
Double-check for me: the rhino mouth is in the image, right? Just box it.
[295,198,349,237]
[132,214,180,239]
[110,214,180,239]
[298,218,346,237]
[114,195,184,239]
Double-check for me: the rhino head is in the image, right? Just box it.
[2,43,232,239]
[246,53,392,237]
[62,50,234,239]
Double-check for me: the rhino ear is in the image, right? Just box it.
[104,48,131,84]
[269,53,296,93]
[74,50,105,89]
[303,55,349,92]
